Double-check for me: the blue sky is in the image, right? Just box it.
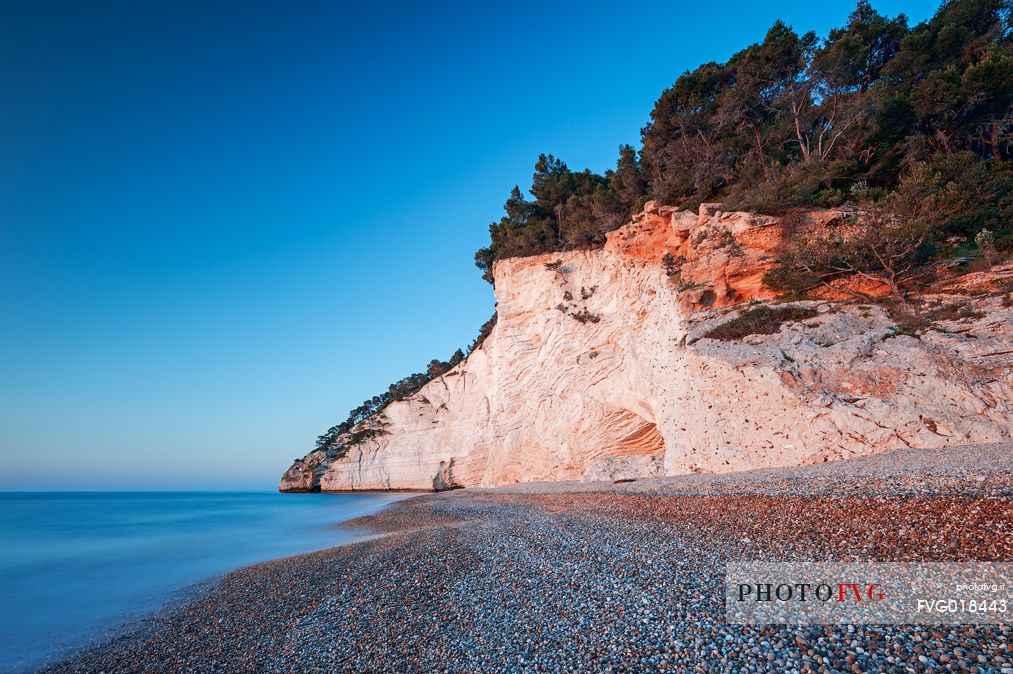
[0,0,939,490]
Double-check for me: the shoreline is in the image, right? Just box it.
[6,493,406,674]
[40,444,1012,673]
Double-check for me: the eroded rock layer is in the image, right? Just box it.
[280,204,1013,491]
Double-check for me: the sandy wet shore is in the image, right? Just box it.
[41,445,1011,673]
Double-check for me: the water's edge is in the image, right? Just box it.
[1,492,410,674]
[39,523,396,673]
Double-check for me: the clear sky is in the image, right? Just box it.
[0,0,939,490]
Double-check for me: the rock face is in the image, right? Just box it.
[279,203,1013,492]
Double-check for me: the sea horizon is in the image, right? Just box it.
[1,489,301,494]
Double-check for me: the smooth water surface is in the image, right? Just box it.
[0,491,403,673]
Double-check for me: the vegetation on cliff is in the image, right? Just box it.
[473,153,642,283]
[313,315,496,453]
[476,0,1011,281]
[313,0,1010,452]
[702,305,822,341]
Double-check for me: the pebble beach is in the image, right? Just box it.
[41,444,1011,673]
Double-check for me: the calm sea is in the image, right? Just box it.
[0,491,403,673]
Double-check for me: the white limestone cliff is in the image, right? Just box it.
[280,204,1013,491]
